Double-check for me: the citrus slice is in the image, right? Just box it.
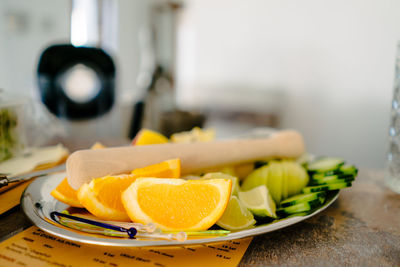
[78,174,137,221]
[51,177,84,208]
[122,178,232,231]
[202,172,239,196]
[238,185,277,218]
[77,159,182,221]
[170,127,215,143]
[131,158,180,178]
[131,129,169,146]
[51,142,106,207]
[216,196,256,231]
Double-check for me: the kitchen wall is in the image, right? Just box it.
[0,0,398,168]
[175,0,400,169]
[0,0,70,97]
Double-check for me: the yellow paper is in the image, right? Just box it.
[0,227,252,267]
[0,180,33,214]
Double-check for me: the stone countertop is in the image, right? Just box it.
[0,165,399,266]
[239,169,400,266]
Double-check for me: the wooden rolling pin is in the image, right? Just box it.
[66,130,305,189]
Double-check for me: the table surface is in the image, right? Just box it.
[0,144,399,266]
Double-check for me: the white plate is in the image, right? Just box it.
[21,172,339,247]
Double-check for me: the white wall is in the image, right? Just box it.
[0,1,397,168]
[0,0,70,97]
[175,0,400,169]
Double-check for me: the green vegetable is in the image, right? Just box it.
[0,108,19,162]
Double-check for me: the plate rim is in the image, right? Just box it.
[21,173,339,247]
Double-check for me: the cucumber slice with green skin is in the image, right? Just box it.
[312,165,358,178]
[302,182,352,194]
[267,161,283,204]
[285,161,298,197]
[310,176,355,185]
[339,165,358,176]
[281,161,288,200]
[254,161,268,169]
[312,173,355,180]
[280,192,327,208]
[277,198,325,216]
[307,157,345,173]
[241,165,269,192]
[298,164,310,191]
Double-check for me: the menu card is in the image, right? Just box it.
[0,227,252,267]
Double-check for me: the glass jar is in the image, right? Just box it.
[0,90,27,162]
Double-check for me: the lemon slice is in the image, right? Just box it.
[216,196,256,231]
[238,185,277,218]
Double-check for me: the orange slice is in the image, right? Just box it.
[77,174,137,221]
[131,158,180,178]
[77,159,181,221]
[50,142,106,207]
[131,129,169,146]
[121,178,232,231]
[51,178,84,208]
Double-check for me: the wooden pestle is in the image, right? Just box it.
[67,130,305,189]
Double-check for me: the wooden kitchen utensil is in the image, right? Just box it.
[67,130,305,189]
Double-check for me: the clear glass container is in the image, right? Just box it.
[0,90,27,162]
[385,43,400,193]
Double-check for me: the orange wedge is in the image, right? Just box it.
[50,142,106,207]
[51,178,84,208]
[131,158,180,178]
[121,178,232,231]
[131,129,169,146]
[77,158,181,221]
[77,174,137,221]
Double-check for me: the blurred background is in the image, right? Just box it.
[0,0,398,169]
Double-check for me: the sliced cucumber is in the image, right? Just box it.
[339,165,358,176]
[285,161,299,197]
[267,161,283,204]
[302,182,352,194]
[280,192,326,208]
[254,161,268,169]
[311,173,355,180]
[307,157,345,173]
[312,165,358,178]
[310,176,355,185]
[241,165,269,192]
[281,161,288,200]
[277,198,325,216]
